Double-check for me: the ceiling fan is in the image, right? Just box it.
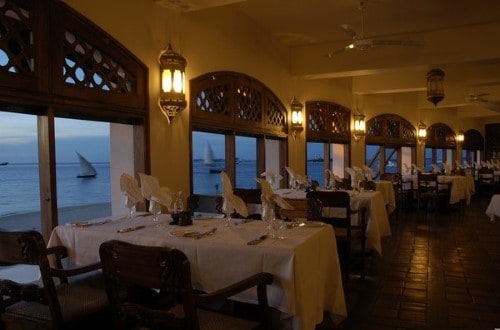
[467,92,500,113]
[327,1,423,57]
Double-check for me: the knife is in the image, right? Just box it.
[117,225,146,233]
[247,235,267,245]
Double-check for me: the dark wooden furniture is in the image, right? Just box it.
[416,173,451,211]
[99,240,274,330]
[359,180,376,191]
[477,167,497,196]
[232,188,263,219]
[187,194,224,214]
[306,191,367,281]
[0,229,108,330]
[276,197,322,222]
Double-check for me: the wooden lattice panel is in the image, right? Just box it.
[235,85,262,122]
[194,84,231,116]
[366,114,416,146]
[306,101,350,142]
[463,129,484,150]
[63,31,136,94]
[266,96,286,127]
[0,0,34,75]
[425,122,456,148]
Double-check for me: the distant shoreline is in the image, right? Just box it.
[0,202,111,231]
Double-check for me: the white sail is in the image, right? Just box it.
[203,142,215,166]
[76,152,97,178]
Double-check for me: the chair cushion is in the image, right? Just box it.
[4,283,108,323]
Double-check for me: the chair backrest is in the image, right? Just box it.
[306,190,351,232]
[478,167,494,182]
[187,194,223,214]
[277,198,322,221]
[0,229,65,326]
[232,188,262,219]
[417,172,438,192]
[359,180,377,191]
[334,178,352,190]
[99,240,198,330]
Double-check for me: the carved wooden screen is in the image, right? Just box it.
[190,71,287,137]
[425,123,456,148]
[462,129,484,151]
[0,0,147,122]
[305,101,350,143]
[366,114,416,146]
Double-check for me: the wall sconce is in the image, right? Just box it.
[426,68,445,107]
[456,129,464,145]
[158,44,187,123]
[290,96,304,140]
[417,121,427,143]
[352,113,366,142]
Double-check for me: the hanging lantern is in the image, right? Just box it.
[158,44,187,123]
[426,68,445,107]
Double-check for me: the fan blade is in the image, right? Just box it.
[340,24,358,38]
[372,39,424,46]
[326,46,348,57]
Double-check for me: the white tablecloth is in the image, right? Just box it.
[375,180,396,214]
[486,194,500,221]
[276,189,391,255]
[48,214,346,330]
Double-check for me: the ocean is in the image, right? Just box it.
[0,161,325,217]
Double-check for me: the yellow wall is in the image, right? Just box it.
[63,0,495,194]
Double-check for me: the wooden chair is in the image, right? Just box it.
[276,197,322,222]
[477,167,497,196]
[0,229,109,330]
[99,240,274,330]
[380,172,413,216]
[359,180,376,191]
[416,173,451,212]
[187,194,223,214]
[306,191,367,281]
[334,178,352,190]
[232,188,263,219]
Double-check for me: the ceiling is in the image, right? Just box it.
[156,0,500,119]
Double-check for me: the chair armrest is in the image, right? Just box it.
[49,261,102,278]
[195,272,273,306]
[46,245,68,258]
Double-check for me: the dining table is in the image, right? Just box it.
[485,194,500,221]
[47,213,346,330]
[375,180,396,214]
[276,189,391,255]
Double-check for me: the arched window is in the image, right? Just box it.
[0,0,148,238]
[461,129,484,167]
[190,71,287,193]
[365,114,416,177]
[424,123,456,172]
[305,101,351,186]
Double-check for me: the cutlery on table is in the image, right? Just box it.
[193,228,217,239]
[117,225,146,233]
[247,235,267,245]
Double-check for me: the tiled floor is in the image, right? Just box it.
[333,193,500,329]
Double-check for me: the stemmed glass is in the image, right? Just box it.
[221,199,232,227]
[149,200,162,227]
[124,194,136,219]
[271,218,285,239]
[262,205,275,237]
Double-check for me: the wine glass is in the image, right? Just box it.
[149,200,162,227]
[221,199,232,227]
[261,205,275,237]
[124,194,136,219]
[271,218,285,239]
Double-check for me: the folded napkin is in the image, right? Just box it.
[256,178,293,222]
[138,172,174,209]
[403,163,411,174]
[431,163,441,174]
[285,166,307,187]
[260,171,283,187]
[443,162,452,175]
[220,171,249,217]
[362,164,374,180]
[120,173,144,203]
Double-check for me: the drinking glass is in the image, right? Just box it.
[221,199,232,227]
[124,195,136,219]
[271,218,285,239]
[149,200,162,227]
[262,206,275,236]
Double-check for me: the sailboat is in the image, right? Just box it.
[203,141,223,173]
[76,152,97,178]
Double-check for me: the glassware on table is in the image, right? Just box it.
[124,194,136,219]
[262,205,275,236]
[149,200,162,227]
[221,198,232,227]
[271,218,285,239]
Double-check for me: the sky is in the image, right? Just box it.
[0,112,110,163]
